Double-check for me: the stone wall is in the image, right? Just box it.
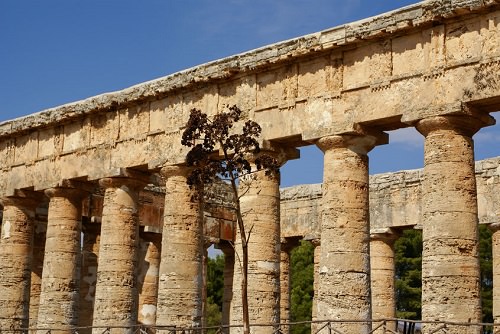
[280,156,500,238]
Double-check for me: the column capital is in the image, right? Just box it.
[259,141,300,164]
[309,238,321,248]
[242,142,299,170]
[316,131,387,155]
[0,190,44,208]
[160,165,192,178]
[370,228,400,244]
[415,114,494,137]
[98,176,146,191]
[44,187,88,201]
[489,222,500,233]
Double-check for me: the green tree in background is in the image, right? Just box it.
[290,241,314,334]
[206,255,225,330]
[394,226,493,322]
[207,226,493,331]
[479,224,493,323]
[394,229,422,319]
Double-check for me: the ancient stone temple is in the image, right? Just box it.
[1,1,500,333]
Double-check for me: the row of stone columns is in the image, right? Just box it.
[0,168,202,333]
[0,112,495,334]
[312,113,494,333]
[0,157,285,334]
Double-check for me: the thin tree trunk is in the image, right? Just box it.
[230,178,250,334]
[242,240,249,334]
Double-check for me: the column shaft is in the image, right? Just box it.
[316,135,377,334]
[156,166,203,329]
[280,248,291,333]
[231,166,281,334]
[416,115,485,333]
[370,231,398,333]
[0,195,40,331]
[310,240,320,334]
[37,188,84,333]
[280,238,300,334]
[79,223,101,334]
[491,223,500,323]
[220,243,235,334]
[92,178,144,334]
[30,219,47,328]
[137,232,161,325]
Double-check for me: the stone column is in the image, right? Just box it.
[37,188,86,333]
[0,193,42,331]
[230,156,281,334]
[30,218,47,328]
[280,243,292,333]
[137,231,162,326]
[490,223,500,323]
[156,166,203,329]
[79,222,101,334]
[280,238,300,334]
[316,134,381,334]
[370,228,399,333]
[92,177,145,334]
[310,239,320,334]
[219,242,235,334]
[415,115,491,333]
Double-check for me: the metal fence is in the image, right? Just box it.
[1,319,499,334]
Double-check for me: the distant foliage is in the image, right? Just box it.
[394,226,493,322]
[290,241,314,334]
[206,255,225,330]
[479,224,493,323]
[207,255,225,311]
[204,212,494,327]
[395,229,422,319]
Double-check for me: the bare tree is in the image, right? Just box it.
[181,105,279,334]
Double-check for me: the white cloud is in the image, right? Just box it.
[388,127,423,148]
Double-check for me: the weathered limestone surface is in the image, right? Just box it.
[490,223,500,323]
[79,223,100,333]
[370,230,399,334]
[279,250,290,332]
[156,166,203,329]
[0,195,42,331]
[280,156,500,238]
[219,242,235,334]
[310,240,320,334]
[29,216,47,328]
[231,166,281,334]
[416,115,491,333]
[280,184,321,240]
[137,232,161,325]
[37,188,85,333]
[280,238,300,333]
[316,134,380,334]
[92,178,144,334]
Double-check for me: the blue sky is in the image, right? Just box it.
[1,0,499,188]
